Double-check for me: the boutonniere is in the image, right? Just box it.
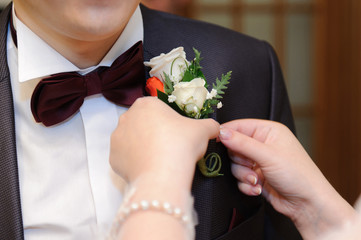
[144,47,231,177]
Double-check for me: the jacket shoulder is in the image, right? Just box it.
[140,4,270,59]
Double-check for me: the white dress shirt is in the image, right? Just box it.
[7,5,143,240]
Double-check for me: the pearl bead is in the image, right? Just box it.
[140,200,149,210]
[131,203,139,210]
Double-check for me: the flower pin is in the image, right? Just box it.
[144,47,231,177]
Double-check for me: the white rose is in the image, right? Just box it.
[172,78,208,117]
[144,47,189,83]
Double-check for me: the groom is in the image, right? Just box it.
[0,0,301,239]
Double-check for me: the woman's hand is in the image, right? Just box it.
[109,97,219,190]
[219,119,355,239]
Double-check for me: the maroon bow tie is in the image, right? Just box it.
[31,41,145,127]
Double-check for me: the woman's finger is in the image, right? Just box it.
[237,182,262,196]
[228,150,256,168]
[231,163,258,186]
[220,127,272,167]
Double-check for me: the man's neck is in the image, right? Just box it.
[35,30,123,69]
[14,5,125,69]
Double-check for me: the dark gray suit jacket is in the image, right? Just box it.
[0,3,302,240]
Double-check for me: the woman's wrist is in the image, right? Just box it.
[292,182,356,239]
[130,153,197,196]
[129,170,193,207]
[111,172,196,240]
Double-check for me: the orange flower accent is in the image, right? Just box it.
[145,77,165,96]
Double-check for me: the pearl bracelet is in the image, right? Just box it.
[117,199,191,224]
[107,185,197,240]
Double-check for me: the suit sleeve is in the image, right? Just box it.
[264,41,296,134]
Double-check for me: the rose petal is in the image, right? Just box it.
[145,77,164,97]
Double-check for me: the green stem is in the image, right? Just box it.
[197,153,223,177]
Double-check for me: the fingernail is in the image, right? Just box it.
[219,127,232,140]
[253,186,262,195]
[246,175,257,185]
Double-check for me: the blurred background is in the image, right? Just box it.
[1,0,360,204]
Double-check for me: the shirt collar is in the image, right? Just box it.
[14,5,144,82]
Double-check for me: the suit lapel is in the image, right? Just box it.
[140,4,195,62]
[0,4,24,240]
[141,4,170,62]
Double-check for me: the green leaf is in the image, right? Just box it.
[200,108,214,119]
[182,70,195,82]
[163,72,174,95]
[212,71,232,99]
[199,99,219,118]
[181,48,206,83]
[192,48,205,79]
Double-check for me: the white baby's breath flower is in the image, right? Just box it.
[217,101,223,109]
[168,95,177,103]
[206,89,217,100]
